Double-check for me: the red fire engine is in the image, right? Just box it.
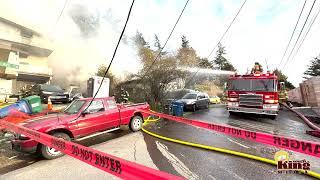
[226,71,280,119]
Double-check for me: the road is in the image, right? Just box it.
[142,105,320,179]
[1,104,320,179]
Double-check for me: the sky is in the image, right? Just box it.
[0,0,320,86]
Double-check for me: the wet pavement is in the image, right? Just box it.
[142,104,320,179]
[0,104,319,179]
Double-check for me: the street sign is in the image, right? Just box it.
[0,61,19,69]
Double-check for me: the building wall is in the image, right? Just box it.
[0,18,53,95]
[0,49,9,76]
[0,20,52,50]
[19,56,52,75]
[300,76,320,107]
[0,78,13,101]
[0,21,20,43]
[288,87,302,104]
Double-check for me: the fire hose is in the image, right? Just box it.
[281,102,320,132]
[142,116,320,179]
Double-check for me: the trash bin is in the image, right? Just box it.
[23,96,43,113]
[0,99,32,118]
[172,101,184,117]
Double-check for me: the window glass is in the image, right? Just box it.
[252,79,275,92]
[85,100,105,113]
[107,100,117,109]
[228,79,276,92]
[182,93,197,99]
[63,100,85,114]
[41,84,63,92]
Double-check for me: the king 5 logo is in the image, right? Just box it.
[275,150,310,173]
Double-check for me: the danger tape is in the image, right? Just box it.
[0,121,182,180]
[139,109,320,158]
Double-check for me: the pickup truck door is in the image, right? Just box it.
[104,99,121,128]
[75,100,108,137]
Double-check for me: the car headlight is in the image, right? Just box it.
[42,91,53,95]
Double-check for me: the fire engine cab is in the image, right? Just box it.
[226,71,280,119]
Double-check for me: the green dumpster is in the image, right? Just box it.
[23,96,43,113]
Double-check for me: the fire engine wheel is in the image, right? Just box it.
[39,132,70,160]
[229,111,238,116]
[268,115,277,120]
[129,116,143,132]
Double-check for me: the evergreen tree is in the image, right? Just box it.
[273,69,295,90]
[198,58,213,68]
[304,56,320,77]
[177,35,197,66]
[213,43,236,71]
[133,31,148,48]
[181,35,189,48]
[154,34,162,50]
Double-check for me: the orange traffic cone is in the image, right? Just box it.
[47,97,53,111]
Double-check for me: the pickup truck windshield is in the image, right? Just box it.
[64,100,86,114]
[229,79,276,92]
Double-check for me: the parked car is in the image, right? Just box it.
[176,92,210,112]
[11,97,150,159]
[209,95,221,104]
[30,84,69,104]
[66,86,83,102]
[162,89,196,114]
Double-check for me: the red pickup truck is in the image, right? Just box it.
[11,97,150,159]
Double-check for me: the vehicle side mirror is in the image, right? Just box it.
[197,97,200,100]
[81,111,88,117]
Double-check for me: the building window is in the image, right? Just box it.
[20,30,33,38]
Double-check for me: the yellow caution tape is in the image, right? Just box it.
[142,117,320,179]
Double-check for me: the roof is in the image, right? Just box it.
[0,17,41,36]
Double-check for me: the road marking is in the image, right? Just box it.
[227,138,250,149]
[8,155,18,160]
[156,141,199,180]
[208,174,216,180]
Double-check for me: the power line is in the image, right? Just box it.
[207,0,247,59]
[281,0,317,70]
[54,0,69,28]
[162,0,247,100]
[137,0,190,82]
[287,3,320,67]
[184,0,247,89]
[79,0,135,115]
[277,0,307,69]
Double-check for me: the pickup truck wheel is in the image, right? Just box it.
[39,132,70,159]
[129,116,143,132]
